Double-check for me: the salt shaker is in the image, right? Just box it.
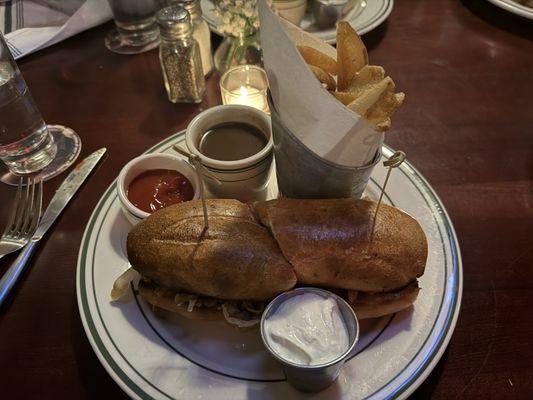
[171,0,214,77]
[156,6,205,103]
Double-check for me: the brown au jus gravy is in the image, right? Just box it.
[198,122,267,161]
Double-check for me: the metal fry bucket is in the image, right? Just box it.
[268,95,381,199]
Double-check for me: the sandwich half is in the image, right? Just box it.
[253,198,427,318]
[126,199,297,327]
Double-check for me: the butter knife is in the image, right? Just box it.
[0,148,107,306]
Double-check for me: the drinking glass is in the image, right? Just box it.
[0,33,81,185]
[105,0,160,54]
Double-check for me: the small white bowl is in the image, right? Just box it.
[185,104,273,202]
[273,0,308,26]
[116,153,201,225]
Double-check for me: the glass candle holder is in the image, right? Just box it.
[219,65,269,113]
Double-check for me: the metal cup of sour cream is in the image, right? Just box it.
[260,287,359,392]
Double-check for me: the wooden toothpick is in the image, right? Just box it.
[172,145,221,231]
[370,151,406,242]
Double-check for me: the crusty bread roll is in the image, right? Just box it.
[128,199,297,301]
[127,198,428,322]
[254,198,427,293]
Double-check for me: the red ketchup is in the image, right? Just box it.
[127,169,194,213]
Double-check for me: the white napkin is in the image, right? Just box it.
[259,0,383,167]
[1,0,112,60]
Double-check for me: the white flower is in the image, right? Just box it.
[215,0,259,36]
[243,5,253,17]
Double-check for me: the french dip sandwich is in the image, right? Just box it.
[116,198,427,327]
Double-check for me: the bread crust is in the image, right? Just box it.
[253,198,427,293]
[128,199,297,301]
[346,281,420,319]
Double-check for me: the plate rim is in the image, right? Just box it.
[484,0,533,19]
[201,0,394,43]
[379,148,463,399]
[77,130,462,400]
[358,0,394,36]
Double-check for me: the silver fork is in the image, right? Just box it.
[0,177,43,260]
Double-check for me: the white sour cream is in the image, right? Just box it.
[264,293,349,365]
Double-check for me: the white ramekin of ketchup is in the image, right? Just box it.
[117,153,201,225]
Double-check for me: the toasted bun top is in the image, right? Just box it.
[254,198,427,292]
[127,200,297,301]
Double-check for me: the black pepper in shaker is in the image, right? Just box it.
[156,6,206,103]
[166,0,214,77]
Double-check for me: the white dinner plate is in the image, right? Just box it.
[485,0,533,19]
[77,130,462,400]
[201,0,394,44]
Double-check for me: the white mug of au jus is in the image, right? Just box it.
[185,105,273,202]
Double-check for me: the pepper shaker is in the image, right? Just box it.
[167,0,214,77]
[156,6,205,103]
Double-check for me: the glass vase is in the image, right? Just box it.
[214,31,263,75]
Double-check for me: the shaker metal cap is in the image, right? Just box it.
[156,6,192,39]
[176,0,202,22]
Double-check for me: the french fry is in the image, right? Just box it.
[347,77,393,116]
[330,91,358,105]
[298,46,338,75]
[299,20,405,132]
[336,21,368,91]
[366,92,405,131]
[309,65,337,91]
[347,66,385,94]
[375,118,391,132]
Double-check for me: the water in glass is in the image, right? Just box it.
[0,62,56,174]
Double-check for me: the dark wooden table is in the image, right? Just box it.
[1,0,532,398]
